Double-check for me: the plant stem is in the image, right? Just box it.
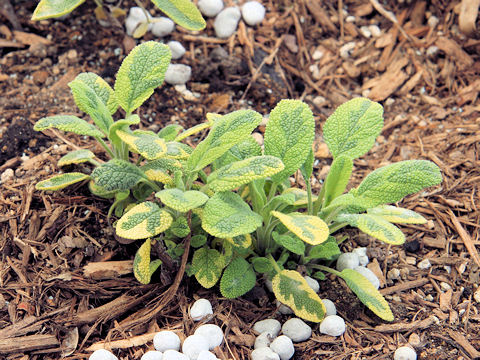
[313,179,325,214]
[311,264,341,276]
[267,182,278,202]
[306,178,313,215]
[267,253,282,274]
[328,221,348,234]
[95,136,115,158]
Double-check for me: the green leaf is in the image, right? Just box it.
[281,188,318,206]
[88,180,116,198]
[170,216,190,237]
[165,141,192,159]
[215,136,262,169]
[339,269,393,321]
[300,148,314,181]
[32,0,85,20]
[208,156,284,192]
[72,72,118,114]
[337,213,405,245]
[272,270,326,322]
[323,156,353,207]
[220,257,256,298]
[191,234,207,248]
[57,149,95,166]
[150,0,206,30]
[202,192,262,238]
[158,124,184,141]
[252,257,273,273]
[187,110,262,172]
[116,130,167,160]
[175,122,210,141]
[367,205,427,224]
[307,236,340,260]
[36,172,89,191]
[114,42,171,113]
[264,100,315,183]
[225,234,252,249]
[34,115,104,138]
[116,201,173,239]
[156,188,209,212]
[108,115,141,147]
[271,211,329,245]
[192,247,225,288]
[91,159,147,192]
[133,239,162,284]
[141,158,180,184]
[323,97,383,160]
[272,231,305,255]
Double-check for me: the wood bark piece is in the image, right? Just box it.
[447,329,480,359]
[374,315,436,333]
[448,209,480,266]
[85,332,156,351]
[83,260,134,280]
[380,278,429,296]
[305,0,338,34]
[435,37,474,70]
[459,0,480,38]
[0,334,59,354]
[363,57,409,101]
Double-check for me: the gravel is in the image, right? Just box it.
[354,266,380,289]
[319,315,346,337]
[165,64,192,85]
[141,351,164,360]
[89,349,118,360]
[253,319,281,337]
[198,0,224,17]
[167,41,186,60]
[321,299,337,316]
[269,335,295,360]
[194,324,224,350]
[213,7,241,38]
[251,347,280,360]
[163,350,189,360]
[336,252,360,271]
[151,17,175,37]
[197,350,219,360]
[254,332,275,349]
[182,335,210,360]
[394,346,417,360]
[153,331,181,352]
[241,1,265,26]
[281,318,312,342]
[304,275,320,293]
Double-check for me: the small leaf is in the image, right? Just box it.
[337,213,405,245]
[339,269,393,321]
[115,42,171,113]
[158,124,184,141]
[32,0,85,20]
[150,0,206,30]
[88,180,116,198]
[323,98,384,160]
[156,188,209,212]
[220,257,256,298]
[225,234,252,249]
[264,100,315,184]
[300,148,314,181]
[57,149,95,166]
[133,21,149,38]
[281,188,318,206]
[215,136,262,169]
[170,216,190,237]
[116,201,173,239]
[36,173,89,191]
[91,159,147,192]
[252,257,273,273]
[141,158,180,184]
[191,234,207,248]
[271,211,329,245]
[165,141,192,159]
[34,115,104,138]
[72,72,118,114]
[208,156,284,192]
[367,205,427,224]
[192,247,225,288]
[116,130,167,160]
[307,236,340,260]
[108,115,141,147]
[133,239,162,284]
[272,270,326,322]
[272,231,305,255]
[175,122,210,141]
[202,192,262,238]
[323,156,353,207]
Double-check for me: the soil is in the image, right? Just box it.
[1,0,480,359]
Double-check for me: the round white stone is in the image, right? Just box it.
[89,349,118,360]
[241,1,265,26]
[303,276,320,293]
[319,315,346,337]
[276,300,293,315]
[265,279,273,292]
[141,351,164,360]
[162,350,188,360]
[394,346,417,360]
[336,252,360,271]
[182,335,210,360]
[167,41,186,60]
[321,299,337,316]
[253,319,281,337]
[197,350,218,360]
[254,331,276,349]
[165,64,192,85]
[269,335,294,360]
[251,347,280,360]
[354,266,380,289]
[125,7,152,36]
[151,17,175,37]
[190,299,213,321]
[213,7,241,38]
[198,0,224,17]
[353,247,369,266]
[194,324,223,350]
[281,318,311,342]
[153,331,181,352]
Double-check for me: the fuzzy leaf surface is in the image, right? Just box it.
[220,257,256,298]
[165,142,192,159]
[34,115,104,138]
[175,122,210,141]
[72,72,118,114]
[272,231,305,255]
[281,188,317,206]
[225,234,252,249]
[32,0,85,20]
[158,124,183,141]
[116,130,167,160]
[323,98,383,159]
[91,159,146,192]
[215,136,262,169]
[367,205,427,224]
[150,0,206,30]
[58,149,95,166]
[134,239,162,284]
[264,100,315,183]
[271,211,329,245]
[141,158,180,184]
[307,236,340,260]
[323,156,353,206]
[192,247,225,288]
[36,172,89,191]
[156,188,209,212]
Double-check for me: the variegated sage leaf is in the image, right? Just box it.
[225,234,252,249]
[141,158,181,184]
[175,122,210,141]
[150,0,206,30]
[215,136,262,169]
[271,211,329,245]
[158,124,184,141]
[32,0,85,20]
[272,231,305,255]
[34,115,104,138]
[220,257,256,298]
[165,141,192,159]
[36,172,89,191]
[323,155,353,207]
[91,159,147,192]
[133,239,162,284]
[156,188,209,212]
[367,205,427,224]
[72,72,118,114]
[116,130,167,160]
[192,247,225,288]
[57,149,95,166]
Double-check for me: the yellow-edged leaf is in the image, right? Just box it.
[116,130,167,160]
[192,247,225,288]
[36,173,89,191]
[225,234,252,249]
[156,188,209,212]
[133,239,162,284]
[271,211,329,245]
[282,188,318,206]
[58,149,95,166]
[367,205,427,224]
[175,122,210,141]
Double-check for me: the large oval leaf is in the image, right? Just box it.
[134,239,162,284]
[116,130,167,160]
[115,42,171,113]
[202,192,263,238]
[272,270,326,322]
[150,0,206,30]
[32,0,85,20]
[34,115,104,138]
[156,188,209,212]
[323,98,383,160]
[116,201,173,239]
[367,205,427,224]
[271,211,329,245]
[58,149,95,166]
[264,100,315,184]
[91,159,147,192]
[192,247,225,288]
[36,173,89,191]
[339,269,393,321]
[220,257,256,298]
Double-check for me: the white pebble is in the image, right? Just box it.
[269,335,294,360]
[254,332,275,349]
[282,318,312,342]
[89,349,118,360]
[162,350,189,360]
[125,7,151,36]
[194,324,224,350]
[339,42,355,59]
[190,299,213,321]
[213,7,241,38]
[319,315,346,337]
[251,347,280,360]
[352,248,369,266]
[345,15,355,23]
[182,335,210,360]
[151,17,175,37]
[1,168,14,183]
[394,346,417,360]
[426,46,438,57]
[197,350,218,360]
[428,15,439,28]
[141,351,164,360]
[253,319,281,337]
[417,259,431,270]
[167,41,186,60]
[369,24,382,37]
[321,299,337,316]
[153,331,181,352]
[198,0,224,17]
[241,1,265,26]
[265,279,273,292]
[303,276,320,293]
[165,64,192,85]
[276,300,294,315]
[336,252,360,271]
[354,266,380,289]
[360,26,372,38]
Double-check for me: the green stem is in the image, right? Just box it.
[95,136,115,159]
[306,179,313,215]
[328,221,348,234]
[267,253,282,274]
[311,264,341,276]
[313,179,326,214]
[88,159,102,167]
[267,182,278,202]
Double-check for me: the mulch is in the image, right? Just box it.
[0,0,479,359]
